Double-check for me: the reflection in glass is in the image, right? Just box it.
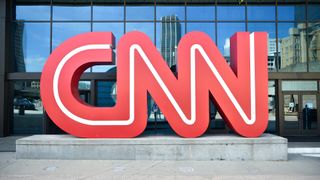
[13,22,50,72]
[92,23,123,72]
[248,23,277,72]
[282,81,318,91]
[53,5,90,20]
[308,4,320,21]
[156,16,182,68]
[217,23,245,63]
[78,81,91,104]
[267,81,276,133]
[16,5,50,21]
[126,6,154,21]
[283,94,299,130]
[217,6,245,20]
[278,23,307,72]
[187,23,215,42]
[126,22,154,43]
[52,23,90,72]
[186,6,214,21]
[277,5,305,21]
[52,23,91,50]
[302,95,318,130]
[93,6,124,20]
[156,6,185,21]
[247,6,275,21]
[307,22,320,72]
[96,81,117,107]
[13,81,43,134]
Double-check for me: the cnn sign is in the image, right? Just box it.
[40,31,268,138]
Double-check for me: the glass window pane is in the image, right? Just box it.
[13,81,43,134]
[308,22,320,72]
[126,22,154,43]
[278,22,307,72]
[248,23,276,72]
[186,6,215,21]
[217,23,245,62]
[52,23,91,72]
[13,22,50,72]
[283,94,299,129]
[16,5,50,21]
[278,5,306,21]
[78,81,91,104]
[156,6,185,21]
[96,81,117,107]
[217,6,245,21]
[187,23,215,42]
[52,23,91,50]
[302,95,318,130]
[92,23,124,72]
[308,4,320,21]
[282,81,318,91]
[53,5,91,21]
[156,22,185,68]
[93,6,124,21]
[126,6,154,21]
[247,6,275,21]
[267,81,276,133]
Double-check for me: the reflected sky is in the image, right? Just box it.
[156,6,185,21]
[126,6,154,21]
[18,23,50,72]
[186,6,214,21]
[13,3,319,72]
[278,5,305,21]
[217,6,245,20]
[247,6,275,21]
[93,6,124,20]
[53,6,91,20]
[52,23,91,50]
[16,6,50,21]
[187,23,215,42]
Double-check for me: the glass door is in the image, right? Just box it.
[282,93,319,136]
[283,93,300,135]
[301,94,318,135]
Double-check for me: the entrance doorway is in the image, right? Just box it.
[282,92,319,136]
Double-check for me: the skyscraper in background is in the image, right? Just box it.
[14,21,26,72]
[160,15,181,68]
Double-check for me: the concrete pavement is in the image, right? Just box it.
[1,136,320,179]
[0,152,320,179]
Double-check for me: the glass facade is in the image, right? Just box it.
[4,0,320,136]
[12,0,320,73]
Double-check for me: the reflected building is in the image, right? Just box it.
[308,22,320,71]
[279,23,308,71]
[14,21,26,72]
[268,38,278,71]
[160,15,181,67]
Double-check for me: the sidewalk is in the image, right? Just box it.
[0,136,320,179]
[0,152,319,179]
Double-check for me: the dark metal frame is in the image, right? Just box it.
[1,0,320,136]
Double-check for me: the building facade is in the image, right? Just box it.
[0,0,320,137]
